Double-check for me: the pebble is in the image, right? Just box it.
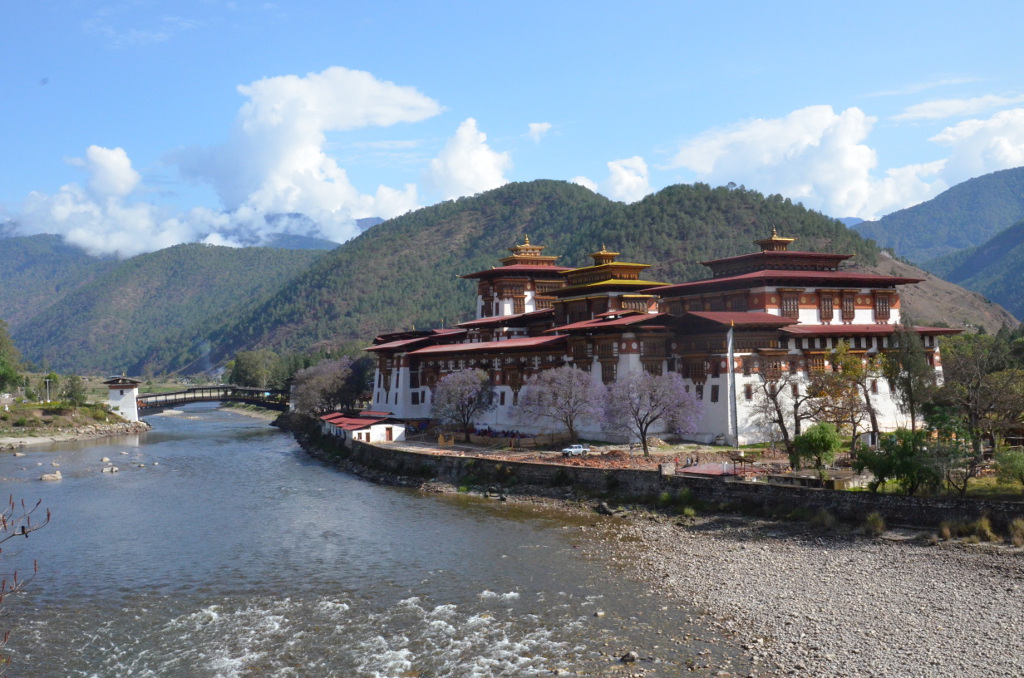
[591,514,1024,677]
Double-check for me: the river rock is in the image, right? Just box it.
[101,466,119,474]
[40,470,62,481]
[101,457,111,463]
[620,650,638,663]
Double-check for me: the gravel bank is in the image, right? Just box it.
[593,514,1024,677]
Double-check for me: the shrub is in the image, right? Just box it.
[810,508,837,529]
[974,516,1000,543]
[864,512,886,536]
[551,468,572,487]
[681,506,697,518]
[1009,518,1024,547]
[939,521,953,540]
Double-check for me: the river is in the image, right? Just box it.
[0,404,743,677]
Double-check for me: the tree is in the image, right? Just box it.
[807,343,869,455]
[0,319,18,393]
[603,371,702,456]
[751,366,818,454]
[61,374,88,412]
[229,350,284,390]
[995,448,1024,489]
[941,334,1018,456]
[882,324,935,433]
[516,366,604,442]
[854,429,941,496]
[1,496,50,667]
[431,369,496,442]
[290,358,355,416]
[790,421,842,483]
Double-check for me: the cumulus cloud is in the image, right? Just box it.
[571,176,598,192]
[600,157,652,203]
[527,122,552,142]
[893,94,1024,121]
[13,67,449,257]
[427,118,511,199]
[668,105,944,219]
[929,108,1024,183]
[175,66,442,229]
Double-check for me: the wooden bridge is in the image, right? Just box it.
[136,386,289,414]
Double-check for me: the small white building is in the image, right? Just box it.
[320,410,406,448]
[104,376,142,422]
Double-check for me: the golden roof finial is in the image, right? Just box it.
[524,234,531,245]
[601,243,607,252]
[771,223,778,237]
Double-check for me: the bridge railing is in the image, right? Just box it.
[137,386,289,410]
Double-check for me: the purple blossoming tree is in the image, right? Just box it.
[603,371,702,456]
[431,369,496,441]
[516,365,605,442]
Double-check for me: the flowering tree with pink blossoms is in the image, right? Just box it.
[603,371,703,456]
[516,365,605,442]
[431,369,496,442]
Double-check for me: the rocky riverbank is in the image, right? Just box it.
[294,428,1024,677]
[593,514,1024,677]
[0,420,151,450]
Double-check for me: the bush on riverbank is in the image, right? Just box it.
[0,402,123,436]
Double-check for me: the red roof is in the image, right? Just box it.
[646,269,923,296]
[546,313,667,333]
[456,308,554,328]
[676,311,797,328]
[408,335,567,355]
[359,410,394,417]
[461,264,572,280]
[320,414,389,431]
[781,324,962,337]
[366,329,467,352]
[700,250,852,268]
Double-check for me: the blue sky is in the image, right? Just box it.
[4,1,1024,256]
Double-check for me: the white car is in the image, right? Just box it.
[561,444,590,457]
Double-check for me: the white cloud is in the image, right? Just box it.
[10,67,445,256]
[892,94,1024,121]
[600,157,651,203]
[929,108,1024,183]
[175,66,442,227]
[71,145,142,198]
[571,176,598,192]
[668,105,944,219]
[527,122,552,142]
[427,118,511,200]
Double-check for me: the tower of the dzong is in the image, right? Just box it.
[461,236,570,319]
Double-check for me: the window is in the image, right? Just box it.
[791,383,799,397]
[875,294,891,321]
[412,392,420,405]
[842,293,856,321]
[744,384,753,401]
[695,384,704,400]
[601,362,617,384]
[871,379,878,394]
[781,293,800,319]
[710,385,720,402]
[499,391,506,406]
[820,294,834,322]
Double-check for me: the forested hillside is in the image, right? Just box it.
[12,244,324,373]
[924,219,1024,319]
[0,234,116,329]
[168,180,952,373]
[854,166,1024,263]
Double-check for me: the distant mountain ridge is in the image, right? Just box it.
[854,166,1024,263]
[924,219,1024,319]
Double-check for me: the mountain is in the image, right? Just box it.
[163,180,1015,374]
[12,243,324,374]
[854,166,1024,263]
[0,234,116,330]
[923,219,1024,320]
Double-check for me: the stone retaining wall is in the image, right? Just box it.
[343,440,1024,530]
